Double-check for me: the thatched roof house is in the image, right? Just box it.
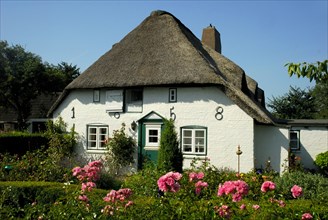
[49,10,328,174]
[49,10,274,124]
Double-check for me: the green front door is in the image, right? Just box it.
[137,111,164,169]
[141,123,162,162]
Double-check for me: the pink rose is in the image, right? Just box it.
[302,213,313,219]
[78,195,89,202]
[291,185,302,198]
[252,204,260,210]
[261,181,276,193]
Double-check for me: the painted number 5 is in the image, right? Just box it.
[215,106,223,121]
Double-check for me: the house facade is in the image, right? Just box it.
[49,10,328,173]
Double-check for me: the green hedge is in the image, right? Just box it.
[0,181,108,219]
[0,132,48,155]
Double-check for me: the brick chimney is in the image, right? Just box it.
[202,25,221,54]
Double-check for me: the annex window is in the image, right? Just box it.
[289,130,300,151]
[87,125,108,150]
[169,88,177,103]
[145,124,161,149]
[181,126,207,155]
[125,88,143,112]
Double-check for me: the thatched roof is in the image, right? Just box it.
[49,10,275,124]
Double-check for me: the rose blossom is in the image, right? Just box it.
[78,195,89,202]
[302,213,313,219]
[218,180,249,202]
[252,204,260,210]
[215,205,231,219]
[261,181,276,192]
[195,180,208,195]
[291,185,302,198]
[157,172,182,193]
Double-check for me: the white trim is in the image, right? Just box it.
[145,124,161,147]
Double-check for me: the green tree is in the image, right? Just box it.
[0,41,46,130]
[285,60,328,119]
[312,81,328,119]
[0,41,80,130]
[44,62,80,92]
[268,86,317,119]
[286,60,328,83]
[158,119,183,172]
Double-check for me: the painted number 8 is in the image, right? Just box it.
[215,106,224,120]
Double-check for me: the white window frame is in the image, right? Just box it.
[289,130,300,151]
[87,125,108,150]
[181,126,207,155]
[169,88,177,103]
[145,124,161,150]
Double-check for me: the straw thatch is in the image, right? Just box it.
[49,10,275,124]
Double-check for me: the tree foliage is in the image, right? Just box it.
[268,86,317,119]
[286,60,328,83]
[158,119,183,172]
[312,81,328,119]
[0,40,80,130]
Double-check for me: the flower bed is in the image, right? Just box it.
[1,160,328,219]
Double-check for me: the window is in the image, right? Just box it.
[93,90,100,102]
[169,88,177,102]
[181,126,207,155]
[145,124,161,149]
[87,125,108,150]
[125,89,143,112]
[289,130,300,151]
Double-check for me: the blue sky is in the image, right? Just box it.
[1,0,327,103]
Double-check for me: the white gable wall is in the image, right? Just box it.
[254,125,289,173]
[53,86,255,172]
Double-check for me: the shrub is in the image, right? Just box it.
[274,171,328,201]
[122,161,164,197]
[0,118,77,182]
[0,181,108,219]
[105,123,136,175]
[314,151,328,173]
[158,119,183,172]
[0,132,48,155]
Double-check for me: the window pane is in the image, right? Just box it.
[89,141,96,148]
[100,128,107,134]
[183,137,192,145]
[195,130,204,137]
[183,130,192,137]
[149,136,158,143]
[100,141,107,148]
[183,145,192,152]
[89,128,97,134]
[149,129,158,136]
[195,138,204,145]
[89,134,96,141]
[290,132,298,140]
[99,134,107,141]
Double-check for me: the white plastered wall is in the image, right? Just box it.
[53,86,255,172]
[254,125,289,173]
